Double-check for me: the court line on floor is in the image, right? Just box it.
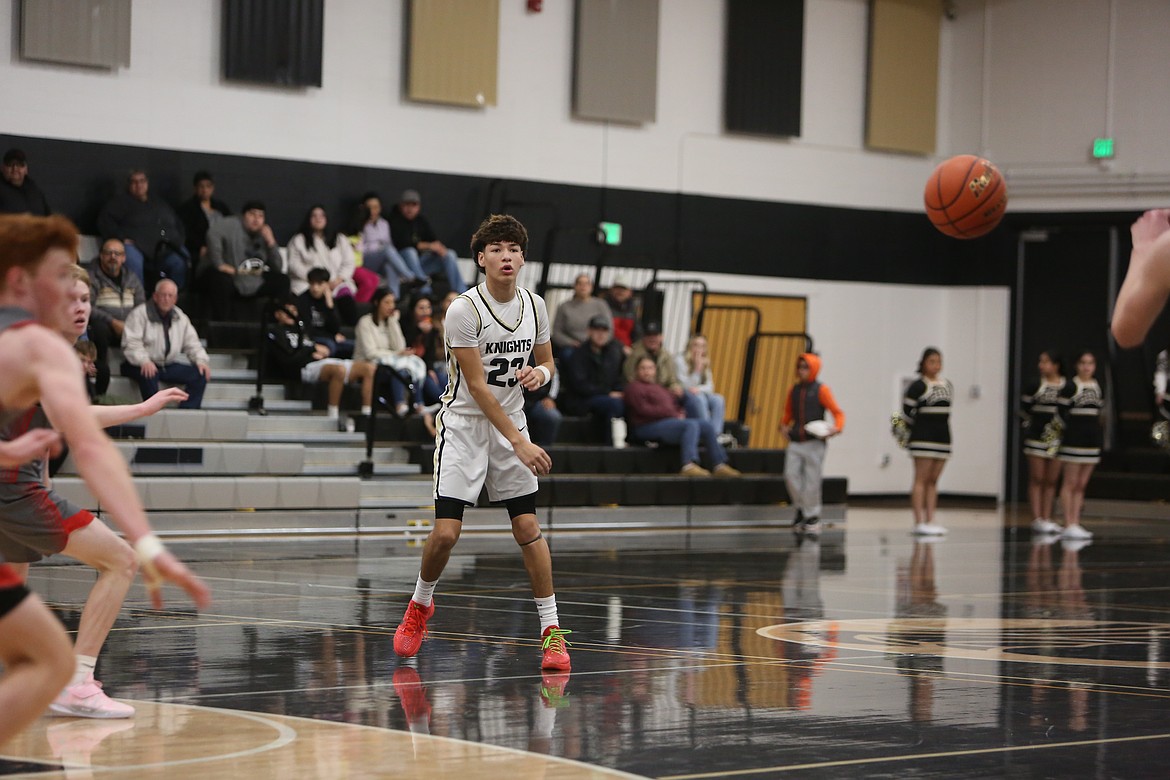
[655,732,1170,779]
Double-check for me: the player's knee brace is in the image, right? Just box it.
[434,497,470,521]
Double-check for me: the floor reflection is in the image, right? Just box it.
[10,507,1170,778]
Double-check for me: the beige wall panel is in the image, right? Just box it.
[866,0,939,155]
[21,0,131,69]
[408,0,498,107]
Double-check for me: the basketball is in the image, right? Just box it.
[923,155,1008,239]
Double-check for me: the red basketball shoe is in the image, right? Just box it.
[394,599,435,658]
[540,626,572,671]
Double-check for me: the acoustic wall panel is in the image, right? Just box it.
[865,0,939,155]
[573,0,659,124]
[725,0,803,137]
[223,0,324,88]
[407,0,498,108]
[20,0,131,70]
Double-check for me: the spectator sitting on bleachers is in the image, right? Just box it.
[288,204,373,322]
[676,334,727,433]
[402,293,449,407]
[623,322,705,419]
[354,288,428,417]
[266,297,374,423]
[175,171,230,266]
[0,148,51,216]
[87,238,145,397]
[356,193,422,300]
[120,279,210,409]
[558,314,625,445]
[389,189,467,296]
[200,200,290,320]
[552,273,611,364]
[623,356,740,478]
[296,267,352,358]
[96,169,188,290]
[604,274,640,353]
[524,355,562,447]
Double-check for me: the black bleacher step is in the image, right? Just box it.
[1086,472,1170,502]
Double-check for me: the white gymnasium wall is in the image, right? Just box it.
[940,0,1170,211]
[0,0,939,211]
[2,1,1167,210]
[657,268,1010,498]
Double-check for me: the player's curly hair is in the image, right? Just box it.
[0,215,79,290]
[470,214,528,266]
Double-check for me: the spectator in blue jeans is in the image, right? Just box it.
[623,356,740,477]
[389,189,467,295]
[120,279,210,408]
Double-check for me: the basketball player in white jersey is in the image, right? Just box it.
[0,214,210,747]
[393,214,571,672]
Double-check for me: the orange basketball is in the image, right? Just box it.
[923,155,1008,239]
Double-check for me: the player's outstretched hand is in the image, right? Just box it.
[515,439,552,476]
[142,387,189,415]
[0,428,62,466]
[1114,209,1170,347]
[140,549,212,611]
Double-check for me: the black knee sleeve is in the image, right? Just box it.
[505,492,537,519]
[434,497,471,521]
[0,584,31,619]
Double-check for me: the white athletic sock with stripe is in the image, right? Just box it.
[71,654,98,687]
[412,575,438,607]
[535,595,559,634]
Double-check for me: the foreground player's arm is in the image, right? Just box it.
[1113,209,1170,348]
[451,344,552,476]
[0,428,61,467]
[8,328,210,609]
[89,387,189,428]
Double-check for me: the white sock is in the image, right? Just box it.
[412,575,438,607]
[71,654,98,687]
[326,405,339,419]
[360,405,371,416]
[535,595,560,634]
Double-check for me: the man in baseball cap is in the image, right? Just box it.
[0,149,51,216]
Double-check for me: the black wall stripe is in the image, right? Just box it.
[1,132,1132,291]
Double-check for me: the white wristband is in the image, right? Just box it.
[534,365,551,387]
[134,533,166,564]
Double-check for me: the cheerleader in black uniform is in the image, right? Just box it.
[902,348,952,536]
[1021,350,1074,535]
[1056,352,1103,541]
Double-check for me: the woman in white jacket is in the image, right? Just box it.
[355,288,428,417]
[287,205,377,323]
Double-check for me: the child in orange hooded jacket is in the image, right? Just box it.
[779,353,845,535]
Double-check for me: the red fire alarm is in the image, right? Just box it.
[527,0,542,11]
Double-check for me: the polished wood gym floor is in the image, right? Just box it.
[3,505,1170,778]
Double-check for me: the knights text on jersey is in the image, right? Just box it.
[440,285,551,416]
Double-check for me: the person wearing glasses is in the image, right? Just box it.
[87,238,146,397]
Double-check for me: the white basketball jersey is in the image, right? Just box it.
[441,284,550,416]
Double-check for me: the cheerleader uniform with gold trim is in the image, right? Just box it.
[1056,378,1103,464]
[1021,378,1074,459]
[903,377,953,459]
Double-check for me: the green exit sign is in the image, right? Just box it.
[1092,137,1115,159]
[598,222,622,246]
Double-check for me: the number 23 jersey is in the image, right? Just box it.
[441,284,550,417]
